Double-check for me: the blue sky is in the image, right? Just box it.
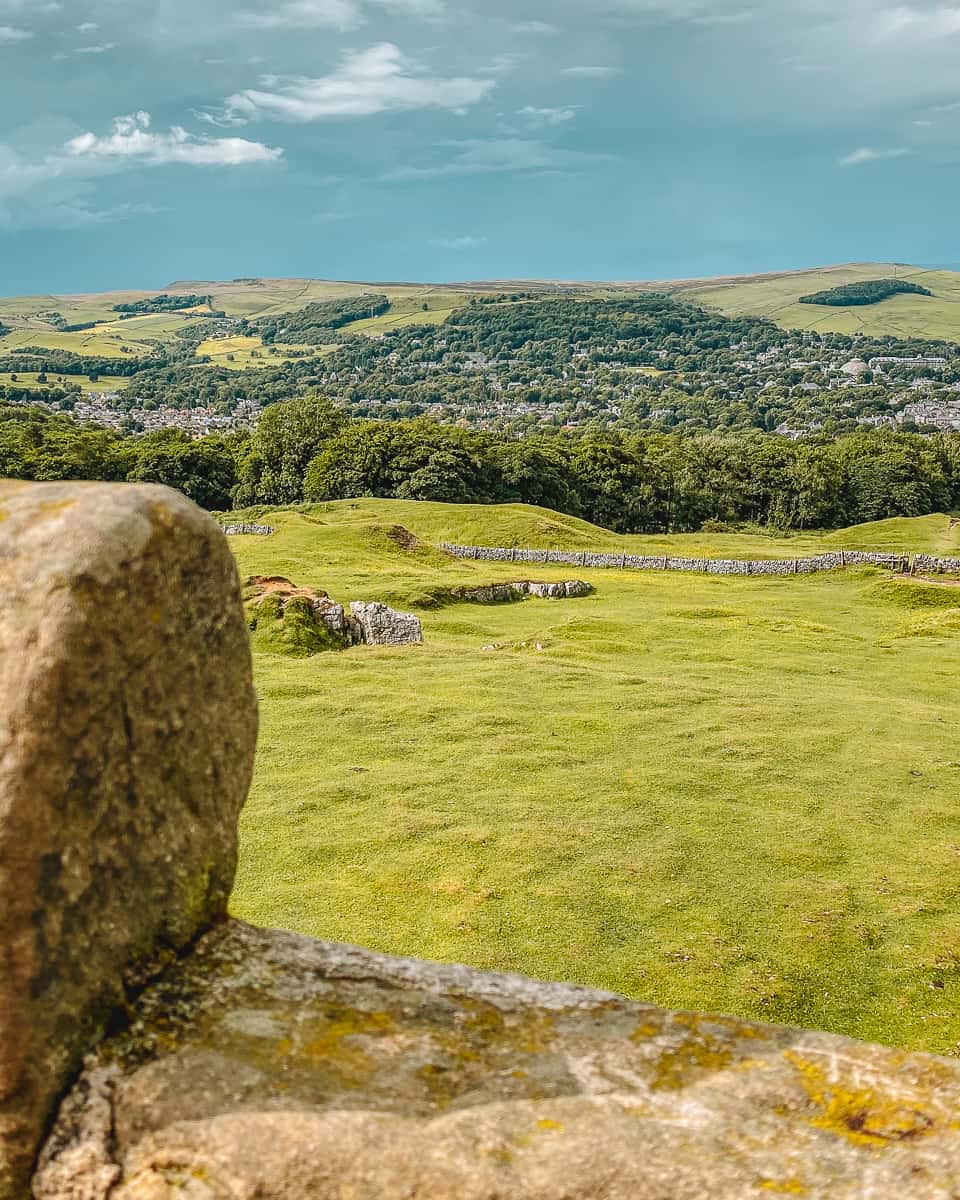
[1,0,959,292]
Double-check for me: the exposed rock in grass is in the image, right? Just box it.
[350,600,424,646]
[451,580,593,604]
[244,576,360,656]
[245,579,423,653]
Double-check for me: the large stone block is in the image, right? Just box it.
[33,921,960,1199]
[0,481,257,1198]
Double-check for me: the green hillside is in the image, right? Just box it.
[678,263,960,340]
[229,500,960,1055]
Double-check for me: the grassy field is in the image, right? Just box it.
[0,370,129,394]
[679,263,960,340]
[226,499,960,1055]
[194,335,327,370]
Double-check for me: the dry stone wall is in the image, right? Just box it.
[221,522,276,536]
[441,543,914,575]
[914,554,960,574]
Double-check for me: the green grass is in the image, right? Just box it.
[227,500,960,1054]
[678,263,960,340]
[0,370,129,393]
[194,334,326,370]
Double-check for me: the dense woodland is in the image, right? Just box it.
[5,395,960,533]
[799,279,933,307]
[255,295,391,344]
[113,293,214,314]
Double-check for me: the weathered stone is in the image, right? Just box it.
[349,600,423,646]
[455,581,592,603]
[34,920,960,1199]
[0,481,257,1199]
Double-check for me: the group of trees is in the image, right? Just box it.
[235,396,960,532]
[255,294,391,345]
[5,394,960,532]
[0,405,238,510]
[113,293,214,314]
[800,279,933,307]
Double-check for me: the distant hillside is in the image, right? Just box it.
[677,263,960,340]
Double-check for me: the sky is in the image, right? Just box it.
[1,0,959,293]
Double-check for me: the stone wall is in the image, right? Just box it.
[220,522,276,536]
[914,554,960,574]
[441,543,914,575]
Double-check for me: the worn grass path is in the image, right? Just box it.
[229,501,960,1053]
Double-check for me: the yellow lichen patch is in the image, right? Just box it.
[783,1050,937,1148]
[757,1178,808,1195]
[629,1021,662,1042]
[649,1034,734,1090]
[535,1118,563,1132]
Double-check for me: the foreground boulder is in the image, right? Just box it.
[0,481,257,1199]
[2,481,960,1198]
[34,921,960,1199]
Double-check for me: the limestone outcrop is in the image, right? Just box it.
[1,481,959,1198]
[0,481,258,1199]
[244,579,423,653]
[350,600,424,646]
[456,580,592,603]
[244,576,362,655]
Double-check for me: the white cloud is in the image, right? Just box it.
[222,43,494,123]
[75,42,115,54]
[0,24,31,41]
[237,0,360,29]
[511,20,560,33]
[236,0,442,29]
[839,145,911,165]
[386,137,610,179]
[517,105,579,126]
[374,0,444,13]
[65,112,283,167]
[872,4,960,40]
[562,65,621,77]
[76,21,98,32]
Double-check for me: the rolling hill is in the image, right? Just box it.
[3,263,960,364]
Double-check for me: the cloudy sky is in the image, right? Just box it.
[2,0,959,291]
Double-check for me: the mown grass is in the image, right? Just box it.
[227,500,960,1054]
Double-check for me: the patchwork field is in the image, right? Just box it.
[4,264,960,361]
[227,499,960,1055]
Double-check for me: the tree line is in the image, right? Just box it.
[5,396,960,534]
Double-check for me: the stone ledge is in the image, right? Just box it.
[34,920,960,1199]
